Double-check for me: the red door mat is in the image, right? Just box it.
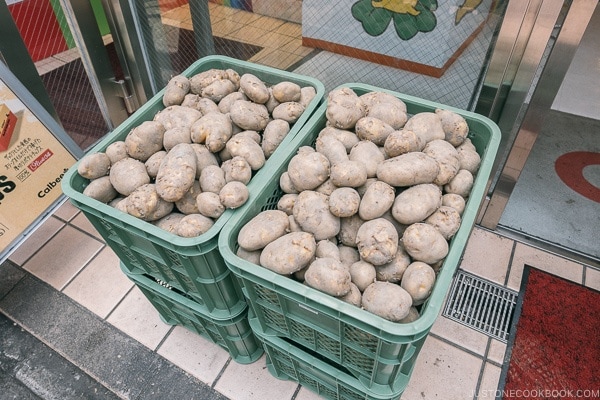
[498,265,600,400]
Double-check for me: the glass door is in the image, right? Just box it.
[480,0,599,265]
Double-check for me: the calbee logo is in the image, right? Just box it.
[38,168,68,198]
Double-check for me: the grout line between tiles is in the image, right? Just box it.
[211,357,232,389]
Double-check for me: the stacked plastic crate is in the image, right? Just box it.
[62,56,325,365]
[219,84,501,398]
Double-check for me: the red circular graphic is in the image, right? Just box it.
[554,151,600,203]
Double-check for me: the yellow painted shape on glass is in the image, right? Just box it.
[371,0,420,16]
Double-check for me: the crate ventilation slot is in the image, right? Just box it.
[443,270,518,343]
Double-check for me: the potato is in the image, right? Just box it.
[354,117,394,146]
[338,282,362,307]
[403,112,445,144]
[314,178,338,196]
[260,231,317,274]
[362,281,413,322]
[328,187,360,218]
[218,91,248,114]
[277,193,298,215]
[239,73,269,103]
[326,87,366,129]
[163,75,190,106]
[399,306,420,323]
[190,144,219,177]
[110,197,128,213]
[272,102,305,123]
[299,86,317,109]
[272,81,302,102]
[219,181,249,209]
[174,213,214,237]
[304,257,352,296]
[349,140,385,178]
[190,112,233,153]
[154,105,202,130]
[229,100,269,131]
[199,164,226,194]
[330,160,367,188]
[196,191,225,219]
[442,193,466,215]
[153,212,186,233]
[402,223,449,264]
[288,214,302,232]
[376,152,439,187]
[204,80,237,103]
[358,180,395,220]
[457,144,481,175]
[383,129,425,157]
[125,120,165,162]
[155,143,197,202]
[82,176,117,203]
[105,141,128,164]
[349,260,376,292]
[195,97,221,115]
[375,244,411,283]
[315,134,348,166]
[262,119,290,158]
[293,191,340,241]
[435,108,469,146]
[279,171,298,194]
[236,247,262,264]
[338,244,360,267]
[189,68,229,93]
[422,139,460,186]
[78,153,111,179]
[391,183,442,225]
[366,101,408,130]
[126,183,174,221]
[444,169,474,198]
[425,205,461,240]
[355,218,399,265]
[317,126,360,151]
[174,181,201,215]
[316,240,341,261]
[221,156,252,184]
[401,261,436,305]
[264,88,280,114]
[338,214,364,247]
[226,135,266,170]
[163,126,192,151]
[359,91,407,113]
[109,157,151,196]
[143,150,166,179]
[287,150,330,191]
[238,210,290,251]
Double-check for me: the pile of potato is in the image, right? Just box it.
[236,87,482,323]
[77,68,317,237]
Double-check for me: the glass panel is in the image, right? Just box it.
[6,0,113,150]
[130,0,507,111]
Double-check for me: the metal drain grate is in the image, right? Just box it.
[443,270,518,343]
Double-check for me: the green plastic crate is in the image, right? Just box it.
[218,83,501,390]
[251,316,413,399]
[61,55,325,318]
[120,263,263,364]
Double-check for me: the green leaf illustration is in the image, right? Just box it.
[418,0,438,11]
[352,0,393,37]
[393,12,419,40]
[414,3,437,32]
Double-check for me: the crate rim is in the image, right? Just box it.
[61,55,326,249]
[218,85,501,339]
